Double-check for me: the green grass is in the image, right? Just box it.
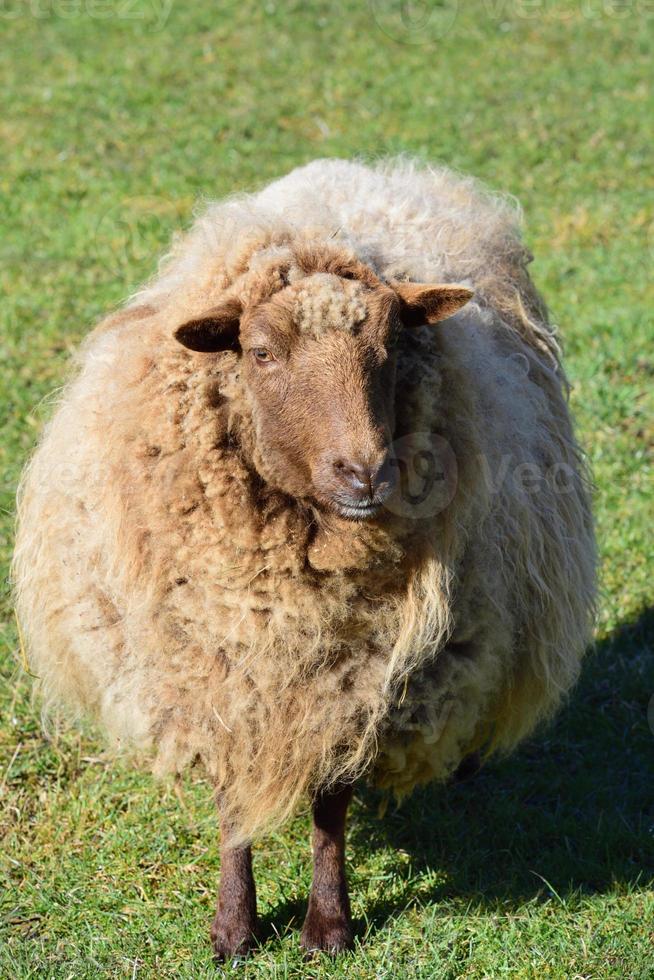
[1,2,653,976]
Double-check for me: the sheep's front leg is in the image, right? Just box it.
[300,784,354,955]
[211,818,258,961]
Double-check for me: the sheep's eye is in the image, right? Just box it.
[252,347,274,363]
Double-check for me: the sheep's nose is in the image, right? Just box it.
[333,457,392,499]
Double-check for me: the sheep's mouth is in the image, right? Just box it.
[327,487,394,521]
[313,479,395,521]
[334,500,383,521]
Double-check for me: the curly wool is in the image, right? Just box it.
[291,273,368,335]
[13,159,596,843]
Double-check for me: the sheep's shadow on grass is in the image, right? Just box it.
[255,609,654,945]
[341,606,654,936]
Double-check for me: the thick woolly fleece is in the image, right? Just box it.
[13,160,596,843]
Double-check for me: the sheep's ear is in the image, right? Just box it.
[393,282,473,327]
[173,297,242,352]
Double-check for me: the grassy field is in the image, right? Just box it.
[1,1,653,976]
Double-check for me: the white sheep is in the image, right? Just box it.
[13,158,596,957]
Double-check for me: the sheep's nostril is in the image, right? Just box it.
[333,457,393,499]
[334,460,372,494]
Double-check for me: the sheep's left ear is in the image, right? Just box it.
[393,282,473,327]
[173,296,243,352]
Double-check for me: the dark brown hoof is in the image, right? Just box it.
[300,911,354,956]
[211,913,258,963]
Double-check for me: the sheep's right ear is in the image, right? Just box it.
[173,297,242,353]
[393,282,473,327]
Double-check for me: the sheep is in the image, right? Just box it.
[13,158,597,958]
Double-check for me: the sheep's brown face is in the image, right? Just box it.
[238,275,400,519]
[174,258,472,520]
